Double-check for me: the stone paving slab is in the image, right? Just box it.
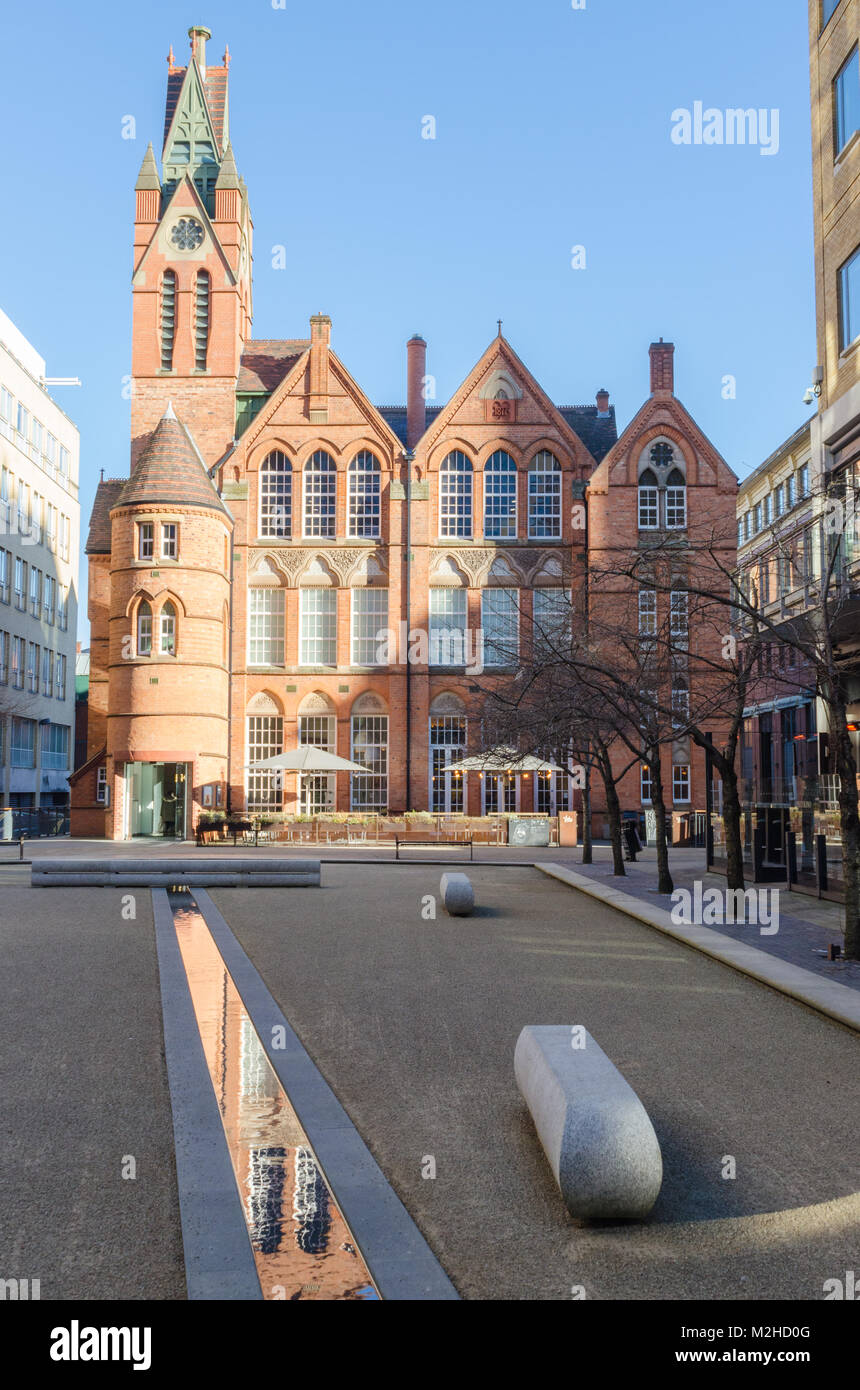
[212,864,860,1300]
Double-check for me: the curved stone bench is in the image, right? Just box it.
[514,1025,662,1221]
[439,872,475,916]
[31,858,320,888]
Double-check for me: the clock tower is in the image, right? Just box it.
[130,25,252,469]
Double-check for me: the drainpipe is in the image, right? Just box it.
[403,448,414,812]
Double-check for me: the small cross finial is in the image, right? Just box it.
[167,44,175,68]
[223,44,231,68]
[497,319,502,337]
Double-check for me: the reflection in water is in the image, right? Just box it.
[170,893,379,1300]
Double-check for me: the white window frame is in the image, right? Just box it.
[638,588,657,637]
[665,486,687,529]
[673,764,691,803]
[161,523,178,560]
[350,713,389,811]
[138,522,154,560]
[259,450,292,538]
[351,588,388,666]
[638,486,659,530]
[481,587,519,666]
[438,451,473,539]
[246,715,284,811]
[303,451,337,539]
[248,588,285,666]
[347,451,381,539]
[429,587,468,666]
[299,587,337,666]
[483,451,517,539]
[527,451,562,540]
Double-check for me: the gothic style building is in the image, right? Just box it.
[70,25,739,839]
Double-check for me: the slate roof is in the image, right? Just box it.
[115,406,228,515]
[85,480,126,554]
[558,405,617,463]
[375,404,616,460]
[237,340,309,393]
[376,407,443,446]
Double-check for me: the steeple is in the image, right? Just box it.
[161,25,231,213]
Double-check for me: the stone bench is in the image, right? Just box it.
[31,858,321,889]
[514,1025,662,1220]
[440,872,474,916]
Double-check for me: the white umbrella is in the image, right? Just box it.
[445,745,561,773]
[249,744,369,774]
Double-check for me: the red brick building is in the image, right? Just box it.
[71,25,738,839]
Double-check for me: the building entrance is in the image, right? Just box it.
[126,762,188,838]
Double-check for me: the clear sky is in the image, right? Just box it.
[0,0,815,637]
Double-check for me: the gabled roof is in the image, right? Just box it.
[85,480,126,554]
[237,340,310,393]
[376,407,443,446]
[591,391,737,494]
[115,404,229,515]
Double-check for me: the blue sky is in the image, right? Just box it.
[0,1,814,635]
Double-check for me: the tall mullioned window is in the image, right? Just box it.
[533,588,572,655]
[247,715,284,811]
[351,588,388,665]
[481,588,518,666]
[195,270,210,369]
[484,451,517,539]
[248,588,285,665]
[303,451,336,538]
[638,469,659,529]
[300,588,337,665]
[665,468,687,528]
[351,715,389,811]
[429,587,468,666]
[259,451,291,538]
[161,270,177,369]
[137,601,152,656]
[439,451,473,538]
[429,715,467,813]
[528,451,562,539]
[347,452,381,538]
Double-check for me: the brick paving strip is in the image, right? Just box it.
[538,864,860,1033]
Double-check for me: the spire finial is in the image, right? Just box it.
[167,44,176,69]
[223,43,231,68]
[497,319,503,338]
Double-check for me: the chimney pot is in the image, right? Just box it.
[407,335,427,449]
[596,388,610,416]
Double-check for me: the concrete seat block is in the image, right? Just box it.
[514,1025,662,1221]
[440,872,474,916]
[235,873,320,887]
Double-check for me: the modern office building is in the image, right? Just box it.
[0,308,79,824]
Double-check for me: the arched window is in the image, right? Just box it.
[194,271,210,370]
[160,601,177,655]
[439,451,473,538]
[638,467,659,530]
[137,601,152,656]
[259,451,291,537]
[160,271,176,370]
[528,451,561,539]
[347,451,381,538]
[484,451,517,539]
[303,451,336,538]
[666,466,687,529]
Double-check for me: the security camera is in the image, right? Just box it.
[803,388,815,406]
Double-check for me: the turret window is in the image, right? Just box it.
[161,524,178,560]
[138,523,154,560]
[160,271,177,370]
[259,451,291,538]
[195,271,210,370]
[137,602,153,656]
[160,601,177,656]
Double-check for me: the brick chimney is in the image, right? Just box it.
[407,335,427,449]
[596,388,610,417]
[309,313,331,416]
[649,339,675,396]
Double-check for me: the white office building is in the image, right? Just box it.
[0,308,79,826]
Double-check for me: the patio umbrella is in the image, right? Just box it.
[248,745,369,773]
[444,745,562,774]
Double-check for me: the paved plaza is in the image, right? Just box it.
[1,846,858,1300]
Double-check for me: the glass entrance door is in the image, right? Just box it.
[126,762,188,838]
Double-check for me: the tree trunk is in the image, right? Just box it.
[720,764,745,892]
[601,757,625,876]
[649,752,674,894]
[833,719,860,961]
[581,763,593,865]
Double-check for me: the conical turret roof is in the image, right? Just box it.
[116,404,228,514]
